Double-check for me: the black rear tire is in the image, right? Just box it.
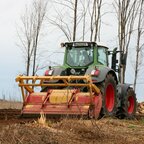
[116,88,137,119]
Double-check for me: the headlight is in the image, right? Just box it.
[70,69,76,75]
[44,69,53,76]
[91,69,100,76]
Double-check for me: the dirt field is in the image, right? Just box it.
[0,101,144,144]
[0,100,22,109]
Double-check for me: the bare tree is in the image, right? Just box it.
[49,0,78,41]
[89,0,95,41]
[79,0,91,41]
[49,0,103,42]
[93,0,102,41]
[73,0,78,41]
[134,0,144,91]
[113,0,138,83]
[17,0,48,76]
[89,0,103,41]
[80,0,86,41]
[32,0,48,76]
[17,6,34,77]
[48,10,72,41]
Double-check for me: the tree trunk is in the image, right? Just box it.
[73,0,78,41]
[134,0,143,90]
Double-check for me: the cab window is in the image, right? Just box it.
[97,47,108,65]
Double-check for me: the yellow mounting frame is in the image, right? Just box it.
[16,75,100,101]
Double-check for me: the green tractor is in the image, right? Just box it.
[42,41,137,119]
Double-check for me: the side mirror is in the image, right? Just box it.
[60,43,65,47]
[113,47,117,54]
[121,53,127,65]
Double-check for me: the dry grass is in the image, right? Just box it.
[37,112,47,126]
[0,100,22,109]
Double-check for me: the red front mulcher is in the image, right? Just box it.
[16,75,102,118]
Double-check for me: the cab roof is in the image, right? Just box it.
[61,41,108,49]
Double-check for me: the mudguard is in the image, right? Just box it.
[46,67,66,83]
[85,66,118,84]
[117,84,131,96]
[52,67,65,76]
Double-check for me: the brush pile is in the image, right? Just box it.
[137,102,144,114]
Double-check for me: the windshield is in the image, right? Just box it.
[66,47,93,66]
[97,47,108,65]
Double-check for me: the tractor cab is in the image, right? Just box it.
[62,42,109,68]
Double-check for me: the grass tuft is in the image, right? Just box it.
[37,112,47,126]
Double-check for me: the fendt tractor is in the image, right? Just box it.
[16,42,137,119]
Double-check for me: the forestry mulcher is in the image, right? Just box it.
[16,42,137,119]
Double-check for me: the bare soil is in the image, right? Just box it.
[0,101,144,144]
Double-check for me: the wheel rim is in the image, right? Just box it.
[105,84,115,112]
[128,96,134,114]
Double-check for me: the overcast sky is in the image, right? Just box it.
[0,0,32,100]
[0,0,143,102]
[0,0,66,101]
